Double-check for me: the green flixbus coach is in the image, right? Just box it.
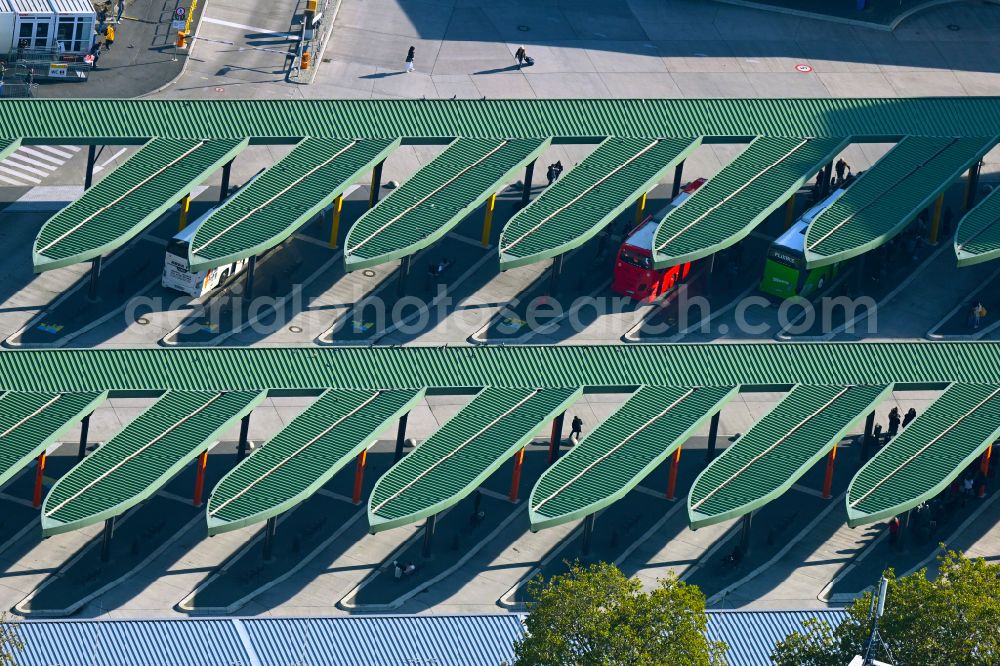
[759,187,845,299]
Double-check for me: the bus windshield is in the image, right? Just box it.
[619,248,653,270]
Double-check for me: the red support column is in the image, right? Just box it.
[822,443,838,499]
[981,442,993,478]
[666,447,682,500]
[32,452,46,508]
[509,447,526,502]
[352,449,368,505]
[193,450,208,506]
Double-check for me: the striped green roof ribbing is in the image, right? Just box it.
[0,344,996,393]
[5,98,1000,140]
[955,185,1000,267]
[688,384,891,529]
[33,138,248,271]
[189,138,398,272]
[346,137,547,270]
[805,136,996,268]
[41,390,265,535]
[846,383,1000,527]
[529,385,735,531]
[499,137,699,269]
[369,386,581,531]
[0,391,107,488]
[653,137,847,267]
[207,388,422,535]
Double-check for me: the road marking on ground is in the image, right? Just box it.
[791,483,827,499]
[93,147,129,173]
[201,16,300,39]
[0,145,80,187]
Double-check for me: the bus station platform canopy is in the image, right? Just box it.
[345,138,548,270]
[0,390,106,488]
[41,390,264,536]
[847,382,1000,528]
[530,385,735,531]
[189,138,398,272]
[955,185,1000,267]
[368,386,580,532]
[0,98,998,271]
[652,137,847,268]
[33,137,248,272]
[688,384,890,530]
[498,137,699,270]
[207,388,422,535]
[804,136,996,268]
[0,343,996,533]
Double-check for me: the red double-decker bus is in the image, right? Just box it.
[611,179,706,302]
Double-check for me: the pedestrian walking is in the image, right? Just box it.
[888,515,901,549]
[553,161,563,181]
[902,407,917,428]
[546,163,556,186]
[514,46,525,68]
[969,302,987,329]
[91,47,101,69]
[872,423,883,448]
[104,24,115,50]
[887,407,900,439]
[835,158,850,184]
[116,0,125,23]
[569,415,583,445]
[404,45,415,73]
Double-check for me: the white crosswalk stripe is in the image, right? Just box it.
[0,144,81,187]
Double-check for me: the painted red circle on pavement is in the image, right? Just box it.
[795,64,813,73]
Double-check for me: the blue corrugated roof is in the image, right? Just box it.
[7,610,848,666]
[707,609,849,666]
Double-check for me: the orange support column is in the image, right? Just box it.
[509,447,525,502]
[352,449,367,504]
[981,442,993,478]
[32,452,46,508]
[822,443,838,499]
[666,447,681,500]
[192,450,208,506]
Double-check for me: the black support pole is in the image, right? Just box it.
[861,411,875,461]
[85,145,97,189]
[853,254,866,294]
[100,516,115,563]
[521,160,535,208]
[245,255,257,300]
[705,412,720,464]
[738,512,752,556]
[703,253,716,300]
[548,412,565,465]
[237,413,251,460]
[77,413,91,461]
[967,160,982,211]
[422,514,436,558]
[671,161,685,198]
[393,413,409,462]
[219,158,234,202]
[820,161,833,196]
[263,516,276,560]
[87,256,102,301]
[548,254,564,296]
[397,255,411,297]
[369,160,384,207]
[581,513,595,556]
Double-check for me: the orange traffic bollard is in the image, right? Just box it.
[301,51,311,70]
[176,31,186,48]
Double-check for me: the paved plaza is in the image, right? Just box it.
[0,0,997,626]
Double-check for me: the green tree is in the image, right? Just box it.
[512,561,727,666]
[0,611,22,666]
[772,550,1000,666]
